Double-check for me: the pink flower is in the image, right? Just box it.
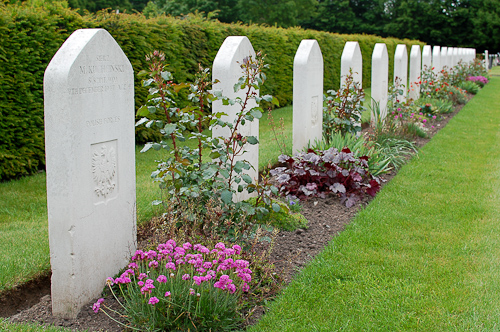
[423,119,427,123]
[128,262,138,269]
[432,115,436,119]
[157,275,168,283]
[165,262,176,270]
[149,297,159,305]
[92,298,105,313]
[189,288,195,296]
[242,283,250,292]
[182,274,191,280]
[106,277,114,286]
[138,273,147,280]
[165,291,171,297]
[149,260,159,268]
[215,242,226,250]
[182,242,192,250]
[193,276,205,285]
[138,281,144,286]
[232,245,242,255]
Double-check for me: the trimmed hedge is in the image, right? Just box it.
[0,2,424,181]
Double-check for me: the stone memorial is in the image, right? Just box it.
[293,40,323,153]
[422,45,432,70]
[394,44,408,101]
[441,46,449,70]
[484,50,489,71]
[212,36,258,201]
[44,29,136,318]
[447,47,454,70]
[409,45,421,101]
[453,48,459,66]
[371,43,388,123]
[340,41,362,87]
[432,46,441,74]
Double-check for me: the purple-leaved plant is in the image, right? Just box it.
[271,147,381,208]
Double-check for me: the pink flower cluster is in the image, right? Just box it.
[467,75,488,85]
[94,240,251,312]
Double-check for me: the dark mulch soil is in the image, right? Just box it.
[1,99,468,331]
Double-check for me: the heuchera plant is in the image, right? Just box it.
[93,240,251,331]
[270,148,381,208]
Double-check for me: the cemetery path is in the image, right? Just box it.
[4,100,467,331]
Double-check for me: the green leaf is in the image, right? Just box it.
[247,136,259,145]
[140,143,153,153]
[161,71,173,80]
[250,108,263,119]
[163,123,177,136]
[210,151,221,159]
[135,117,149,127]
[147,106,157,114]
[272,203,281,213]
[136,105,149,116]
[202,167,217,180]
[221,190,233,204]
[220,169,230,179]
[242,174,253,184]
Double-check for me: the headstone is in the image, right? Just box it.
[212,36,258,201]
[485,50,489,71]
[447,47,454,71]
[44,29,136,318]
[371,43,388,123]
[441,46,449,71]
[293,40,323,153]
[453,47,459,67]
[409,45,421,101]
[422,45,432,70]
[340,41,362,87]
[394,44,408,101]
[432,46,441,74]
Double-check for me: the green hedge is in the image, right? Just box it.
[0,2,424,181]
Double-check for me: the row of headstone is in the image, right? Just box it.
[431,46,476,74]
[44,29,480,318]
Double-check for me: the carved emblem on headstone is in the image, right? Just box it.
[91,143,116,197]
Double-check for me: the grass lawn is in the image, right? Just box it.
[249,68,500,331]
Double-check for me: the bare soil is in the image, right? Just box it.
[1,100,467,331]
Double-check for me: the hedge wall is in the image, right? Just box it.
[0,2,424,181]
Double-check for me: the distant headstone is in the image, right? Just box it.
[447,47,454,70]
[485,50,489,71]
[44,29,136,318]
[293,40,323,153]
[453,47,459,67]
[394,44,408,101]
[432,46,441,74]
[422,45,432,70]
[340,41,362,87]
[371,43,388,123]
[441,46,449,70]
[212,36,258,201]
[409,45,421,101]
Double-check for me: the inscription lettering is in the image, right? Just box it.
[79,64,125,75]
[86,116,120,127]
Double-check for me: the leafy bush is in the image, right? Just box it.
[374,137,418,171]
[309,132,391,176]
[93,240,252,331]
[323,69,365,142]
[136,51,280,240]
[270,148,381,208]
[457,80,480,95]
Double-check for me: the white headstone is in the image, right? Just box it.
[212,36,258,201]
[447,47,454,70]
[44,29,136,318]
[293,40,323,153]
[485,50,489,71]
[441,46,449,71]
[409,45,421,101]
[453,47,459,67]
[422,45,432,70]
[340,41,362,87]
[394,44,408,101]
[432,46,441,74]
[371,43,389,123]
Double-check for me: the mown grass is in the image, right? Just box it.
[0,319,76,332]
[249,68,500,331]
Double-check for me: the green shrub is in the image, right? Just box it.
[0,2,424,180]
